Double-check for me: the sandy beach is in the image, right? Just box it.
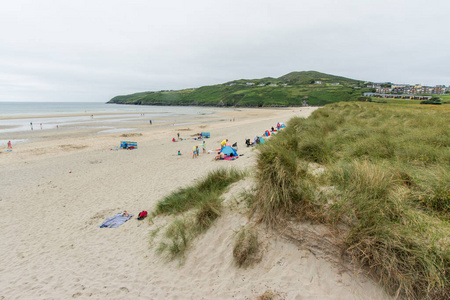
[0,107,391,299]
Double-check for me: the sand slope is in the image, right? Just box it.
[0,107,391,299]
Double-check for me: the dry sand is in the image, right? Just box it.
[0,107,391,299]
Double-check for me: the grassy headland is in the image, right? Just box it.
[252,102,449,299]
[108,71,369,107]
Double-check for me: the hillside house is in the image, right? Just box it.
[246,82,255,86]
[330,83,340,86]
[314,81,322,84]
[363,93,432,100]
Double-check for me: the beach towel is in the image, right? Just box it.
[99,213,133,228]
[224,156,238,161]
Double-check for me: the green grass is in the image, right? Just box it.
[154,168,245,216]
[108,71,365,107]
[252,102,450,299]
[152,168,246,260]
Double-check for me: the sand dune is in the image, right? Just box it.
[0,107,391,299]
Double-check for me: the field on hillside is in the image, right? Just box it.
[253,102,449,299]
[108,71,368,107]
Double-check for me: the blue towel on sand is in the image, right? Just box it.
[99,213,133,228]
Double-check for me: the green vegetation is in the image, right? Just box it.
[440,94,450,104]
[421,96,442,105]
[108,71,368,107]
[252,102,450,299]
[154,168,245,216]
[153,168,245,260]
[233,225,260,268]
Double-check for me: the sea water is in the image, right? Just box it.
[0,102,228,146]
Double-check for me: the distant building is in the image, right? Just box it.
[314,81,322,84]
[258,83,266,86]
[329,83,340,86]
[269,83,277,86]
[363,93,432,100]
[246,82,255,86]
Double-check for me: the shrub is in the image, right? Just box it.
[233,226,260,267]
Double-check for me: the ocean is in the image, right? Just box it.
[0,102,229,146]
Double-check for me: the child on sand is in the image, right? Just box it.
[192,146,199,158]
[178,150,182,155]
[7,140,12,149]
[202,141,206,153]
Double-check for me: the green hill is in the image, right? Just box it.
[108,71,369,107]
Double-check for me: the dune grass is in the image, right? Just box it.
[153,168,245,260]
[252,102,450,299]
[233,225,260,268]
[154,168,245,216]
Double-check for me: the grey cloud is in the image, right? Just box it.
[1,0,449,102]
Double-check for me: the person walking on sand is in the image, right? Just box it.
[202,140,206,153]
[7,140,12,149]
[149,120,152,125]
[40,123,42,130]
[192,145,198,158]
[30,122,33,130]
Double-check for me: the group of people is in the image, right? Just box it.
[30,122,43,130]
[29,122,59,130]
[192,140,206,158]
[172,132,183,142]
[245,122,284,147]
[214,139,238,160]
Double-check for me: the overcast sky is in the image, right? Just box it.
[1,0,449,102]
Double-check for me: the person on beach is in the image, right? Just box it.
[40,123,42,130]
[192,146,199,158]
[202,141,206,153]
[221,139,228,149]
[7,141,12,149]
[149,120,152,125]
[30,122,33,130]
[178,150,182,155]
[215,152,225,160]
[177,132,180,139]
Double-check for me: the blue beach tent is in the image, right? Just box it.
[220,146,238,156]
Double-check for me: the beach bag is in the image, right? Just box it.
[137,211,148,220]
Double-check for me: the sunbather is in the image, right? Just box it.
[215,152,225,160]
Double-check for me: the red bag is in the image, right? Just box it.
[137,211,148,220]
